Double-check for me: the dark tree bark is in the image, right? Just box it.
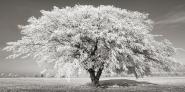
[133,69,139,79]
[88,68,103,87]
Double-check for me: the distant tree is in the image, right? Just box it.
[41,74,44,78]
[8,73,12,77]
[3,5,177,86]
[0,73,5,78]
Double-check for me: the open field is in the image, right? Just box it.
[0,77,185,92]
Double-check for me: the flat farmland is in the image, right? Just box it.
[0,77,185,92]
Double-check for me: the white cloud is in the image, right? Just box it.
[155,4,185,25]
[155,11,185,25]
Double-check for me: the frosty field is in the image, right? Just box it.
[0,77,185,92]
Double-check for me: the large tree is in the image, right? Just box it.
[3,5,176,86]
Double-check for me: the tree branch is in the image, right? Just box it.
[91,38,98,56]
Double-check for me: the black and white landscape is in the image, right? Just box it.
[0,0,185,92]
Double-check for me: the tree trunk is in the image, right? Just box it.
[88,68,103,87]
[133,68,139,79]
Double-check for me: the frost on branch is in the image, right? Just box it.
[3,5,177,79]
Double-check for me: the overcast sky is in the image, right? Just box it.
[0,0,185,74]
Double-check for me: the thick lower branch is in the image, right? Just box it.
[96,67,103,79]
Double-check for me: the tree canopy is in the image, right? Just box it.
[3,5,176,86]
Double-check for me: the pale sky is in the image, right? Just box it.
[0,0,185,74]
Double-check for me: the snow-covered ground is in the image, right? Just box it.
[0,77,185,92]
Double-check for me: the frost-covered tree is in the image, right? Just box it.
[3,5,177,86]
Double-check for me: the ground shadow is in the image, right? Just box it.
[86,79,157,88]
